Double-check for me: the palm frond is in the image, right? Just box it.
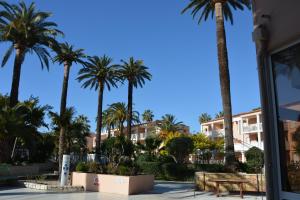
[1,44,14,67]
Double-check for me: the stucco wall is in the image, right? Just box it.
[71,172,154,195]
[253,0,300,51]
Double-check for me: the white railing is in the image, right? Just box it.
[131,134,137,140]
[242,123,263,133]
[207,129,224,138]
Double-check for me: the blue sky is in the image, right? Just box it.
[0,0,260,133]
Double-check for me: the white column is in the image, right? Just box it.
[257,114,262,148]
[60,155,70,186]
[241,151,246,163]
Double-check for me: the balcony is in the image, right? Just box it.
[138,132,145,140]
[242,123,263,133]
[206,129,224,138]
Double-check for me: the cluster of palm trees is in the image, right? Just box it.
[182,0,251,170]
[0,0,252,172]
[0,1,151,171]
[198,111,224,124]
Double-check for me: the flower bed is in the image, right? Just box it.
[71,172,154,195]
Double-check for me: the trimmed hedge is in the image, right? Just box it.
[137,161,194,181]
[195,164,225,173]
[137,161,161,177]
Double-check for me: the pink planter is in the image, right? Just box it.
[71,172,154,195]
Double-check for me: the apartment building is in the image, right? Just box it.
[86,120,190,151]
[201,109,263,162]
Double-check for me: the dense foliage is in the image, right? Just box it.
[0,95,52,163]
[244,147,264,173]
[166,136,194,164]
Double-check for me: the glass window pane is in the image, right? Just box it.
[272,43,300,193]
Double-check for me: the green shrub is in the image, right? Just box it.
[117,164,138,176]
[195,164,225,172]
[137,161,161,176]
[161,163,194,181]
[107,163,117,175]
[166,136,194,164]
[158,155,175,163]
[87,162,97,173]
[76,162,88,172]
[117,165,131,176]
[136,153,157,163]
[245,147,264,173]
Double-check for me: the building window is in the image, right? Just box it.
[272,42,300,194]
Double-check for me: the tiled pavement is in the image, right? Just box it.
[0,181,266,200]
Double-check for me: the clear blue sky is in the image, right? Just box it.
[0,0,260,133]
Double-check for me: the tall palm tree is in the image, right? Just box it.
[160,114,183,133]
[119,57,152,139]
[53,42,86,172]
[0,1,63,107]
[106,102,140,136]
[77,55,119,158]
[199,113,212,124]
[142,109,154,123]
[182,0,251,170]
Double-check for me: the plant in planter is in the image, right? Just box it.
[76,162,88,172]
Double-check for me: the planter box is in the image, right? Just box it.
[71,172,154,195]
[195,172,266,192]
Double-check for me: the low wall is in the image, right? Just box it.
[195,172,265,192]
[0,163,54,177]
[72,172,154,195]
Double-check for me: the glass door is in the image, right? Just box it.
[271,42,300,199]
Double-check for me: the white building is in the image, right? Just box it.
[201,109,263,162]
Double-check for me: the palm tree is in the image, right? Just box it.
[106,102,140,136]
[215,111,224,119]
[160,114,183,133]
[77,55,119,158]
[182,0,251,170]
[49,108,90,155]
[199,113,212,124]
[53,42,86,172]
[0,1,63,107]
[102,109,115,138]
[142,109,154,123]
[119,57,152,139]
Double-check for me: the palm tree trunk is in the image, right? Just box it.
[58,62,71,175]
[108,126,111,138]
[120,123,124,136]
[127,83,133,140]
[9,45,25,107]
[214,2,236,171]
[96,82,104,160]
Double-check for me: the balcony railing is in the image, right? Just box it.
[242,123,263,133]
[206,129,224,138]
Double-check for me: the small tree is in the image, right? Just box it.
[144,135,162,157]
[102,135,134,168]
[245,147,264,173]
[166,136,194,164]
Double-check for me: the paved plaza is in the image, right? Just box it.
[0,182,265,200]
